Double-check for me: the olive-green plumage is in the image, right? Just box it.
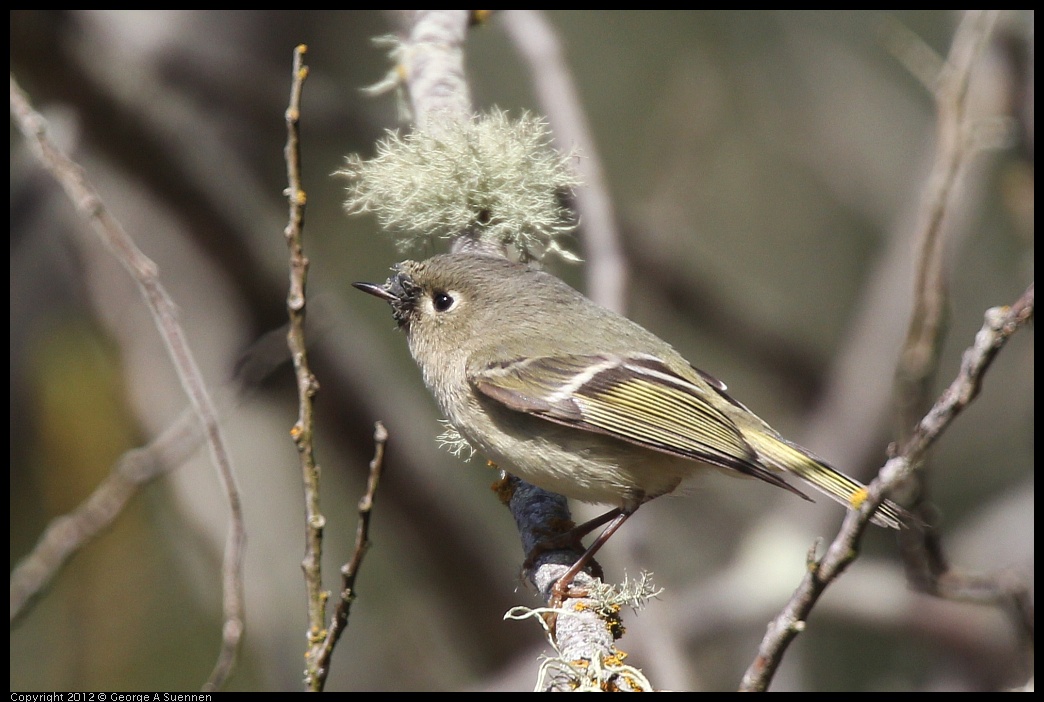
[355,252,905,529]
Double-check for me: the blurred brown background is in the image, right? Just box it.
[10,10,1033,691]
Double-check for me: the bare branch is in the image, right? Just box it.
[895,10,1000,435]
[312,422,389,684]
[741,283,1033,692]
[10,408,201,621]
[740,12,1013,690]
[276,45,334,691]
[502,10,628,313]
[10,72,246,692]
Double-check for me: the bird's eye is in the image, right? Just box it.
[432,291,455,312]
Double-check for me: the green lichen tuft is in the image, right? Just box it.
[340,109,581,262]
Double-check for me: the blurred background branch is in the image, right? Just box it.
[10,72,246,690]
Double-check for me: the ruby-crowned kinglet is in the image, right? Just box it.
[355,253,905,587]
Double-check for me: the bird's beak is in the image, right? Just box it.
[352,281,398,303]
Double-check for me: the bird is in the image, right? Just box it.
[354,252,906,598]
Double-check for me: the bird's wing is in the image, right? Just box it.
[469,353,810,499]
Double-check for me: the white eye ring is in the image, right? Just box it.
[432,290,458,313]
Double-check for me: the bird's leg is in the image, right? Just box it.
[548,508,635,609]
[523,506,624,575]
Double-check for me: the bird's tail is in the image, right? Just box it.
[745,432,908,529]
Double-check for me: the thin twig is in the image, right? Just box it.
[897,280,1035,645]
[740,283,1033,692]
[280,45,332,692]
[896,283,1033,467]
[10,73,246,692]
[313,422,389,684]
